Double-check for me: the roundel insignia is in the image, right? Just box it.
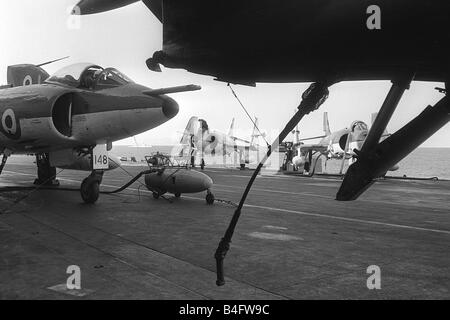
[23,75,33,86]
[1,109,21,140]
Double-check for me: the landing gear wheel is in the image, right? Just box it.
[81,178,100,204]
[174,192,181,198]
[206,193,215,205]
[153,192,160,199]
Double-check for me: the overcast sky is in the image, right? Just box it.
[1,0,448,147]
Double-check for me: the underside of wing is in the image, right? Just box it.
[298,144,328,154]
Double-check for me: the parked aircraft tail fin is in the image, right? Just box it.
[227,118,235,136]
[323,112,331,136]
[7,64,49,87]
[180,116,199,144]
[6,57,69,88]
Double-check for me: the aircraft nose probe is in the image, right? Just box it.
[161,97,179,119]
[214,82,331,286]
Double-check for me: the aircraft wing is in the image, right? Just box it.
[142,0,162,21]
[74,0,162,20]
[230,136,251,145]
[74,0,450,84]
[298,144,328,154]
[298,135,326,142]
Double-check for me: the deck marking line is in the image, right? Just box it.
[5,170,450,235]
[243,203,450,235]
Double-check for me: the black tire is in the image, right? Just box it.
[174,192,181,198]
[81,178,100,204]
[206,193,215,205]
[153,192,160,199]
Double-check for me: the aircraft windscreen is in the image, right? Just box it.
[96,68,134,87]
[47,63,102,87]
[352,122,368,132]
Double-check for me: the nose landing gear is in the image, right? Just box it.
[34,153,60,186]
[81,170,104,204]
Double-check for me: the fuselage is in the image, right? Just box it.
[0,66,178,154]
[197,129,238,156]
[298,121,369,160]
[318,128,367,158]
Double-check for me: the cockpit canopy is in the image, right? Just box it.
[47,63,133,90]
[350,121,368,132]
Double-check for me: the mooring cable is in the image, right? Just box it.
[1,166,240,210]
[102,169,154,194]
[214,82,331,286]
[228,83,270,147]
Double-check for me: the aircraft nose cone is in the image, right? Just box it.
[162,97,179,119]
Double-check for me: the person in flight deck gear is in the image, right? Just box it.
[201,158,205,170]
[149,155,158,166]
[149,152,164,167]
[286,147,293,164]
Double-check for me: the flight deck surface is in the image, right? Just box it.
[1,157,449,299]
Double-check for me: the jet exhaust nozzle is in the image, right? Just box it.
[161,97,179,119]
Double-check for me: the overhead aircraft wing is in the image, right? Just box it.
[141,0,162,21]
[74,0,162,21]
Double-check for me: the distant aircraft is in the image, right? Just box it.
[177,116,262,169]
[0,59,200,203]
[291,113,399,175]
